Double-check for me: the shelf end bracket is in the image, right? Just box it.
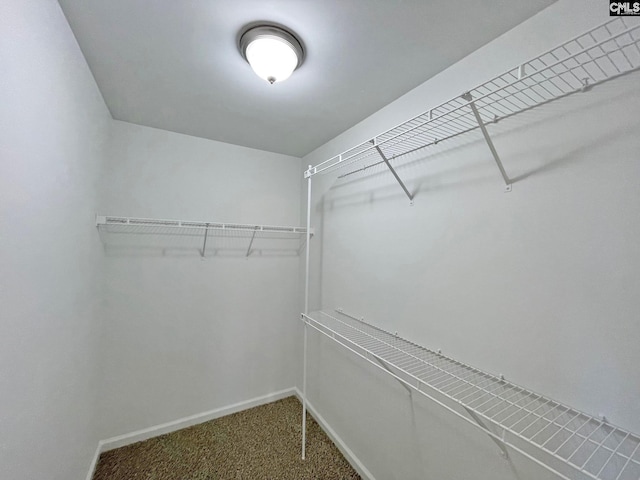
[373,144,414,203]
[462,92,512,192]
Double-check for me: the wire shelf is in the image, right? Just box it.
[96,215,312,257]
[304,17,640,180]
[302,310,640,480]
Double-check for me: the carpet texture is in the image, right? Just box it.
[93,396,361,479]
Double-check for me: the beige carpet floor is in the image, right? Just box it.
[93,396,361,480]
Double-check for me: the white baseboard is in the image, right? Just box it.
[84,442,103,480]
[293,387,376,480]
[85,387,374,480]
[101,388,296,452]
[85,388,296,479]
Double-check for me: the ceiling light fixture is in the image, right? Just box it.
[239,24,304,84]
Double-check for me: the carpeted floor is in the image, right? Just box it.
[93,396,361,480]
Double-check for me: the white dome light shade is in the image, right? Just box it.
[240,25,304,84]
[246,37,298,83]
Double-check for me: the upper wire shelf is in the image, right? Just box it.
[302,310,640,480]
[304,17,640,181]
[96,215,313,257]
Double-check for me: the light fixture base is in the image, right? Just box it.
[239,24,305,84]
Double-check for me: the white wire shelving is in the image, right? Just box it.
[298,17,640,470]
[301,310,640,480]
[96,215,313,257]
[303,17,640,198]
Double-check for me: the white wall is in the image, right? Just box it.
[97,121,302,438]
[301,1,640,479]
[0,0,111,479]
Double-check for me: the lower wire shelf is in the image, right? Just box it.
[301,310,640,480]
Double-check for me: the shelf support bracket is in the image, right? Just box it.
[373,144,414,204]
[335,308,412,394]
[463,406,509,459]
[246,226,259,257]
[201,223,209,257]
[461,92,512,192]
[373,356,412,395]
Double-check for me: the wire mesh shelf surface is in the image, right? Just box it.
[304,17,640,179]
[97,216,310,236]
[96,215,312,257]
[302,310,640,480]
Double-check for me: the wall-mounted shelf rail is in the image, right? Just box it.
[303,17,640,194]
[301,310,640,480]
[96,215,313,257]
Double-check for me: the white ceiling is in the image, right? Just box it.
[58,0,555,157]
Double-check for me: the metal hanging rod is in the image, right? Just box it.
[302,310,640,480]
[304,17,640,191]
